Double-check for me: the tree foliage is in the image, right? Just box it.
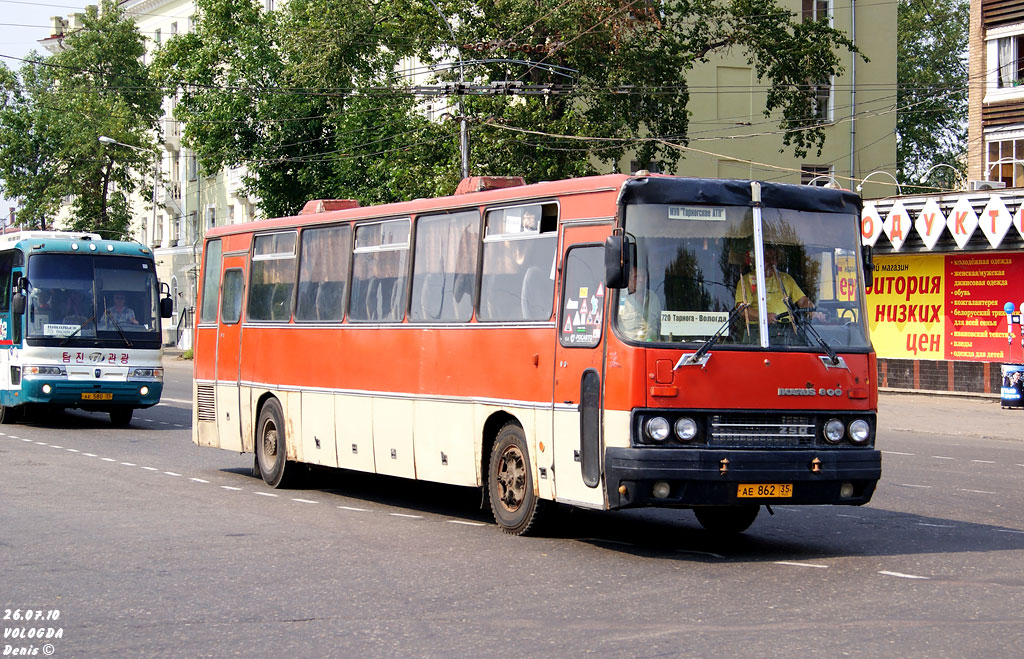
[896,0,968,192]
[0,2,161,237]
[157,0,859,215]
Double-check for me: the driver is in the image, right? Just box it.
[735,246,824,323]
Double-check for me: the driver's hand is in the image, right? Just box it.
[767,312,777,324]
[811,311,826,322]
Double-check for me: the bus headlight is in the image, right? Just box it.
[130,367,163,381]
[823,418,845,443]
[674,417,698,441]
[24,365,66,377]
[140,386,150,396]
[848,419,871,444]
[645,417,671,442]
[42,384,52,394]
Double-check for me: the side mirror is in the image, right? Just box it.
[160,296,173,319]
[862,246,873,290]
[12,292,25,315]
[605,234,632,289]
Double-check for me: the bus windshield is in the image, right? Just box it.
[25,254,161,346]
[619,202,870,351]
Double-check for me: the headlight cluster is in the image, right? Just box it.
[822,417,872,445]
[129,367,163,381]
[24,365,67,377]
[641,415,701,444]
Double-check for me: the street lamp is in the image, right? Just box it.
[985,158,1024,184]
[98,136,159,243]
[805,174,840,188]
[856,170,902,196]
[918,163,966,189]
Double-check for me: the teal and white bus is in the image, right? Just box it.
[0,231,173,425]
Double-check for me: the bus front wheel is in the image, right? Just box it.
[0,405,19,424]
[693,505,760,534]
[487,422,547,536]
[109,408,133,426]
[256,398,296,488]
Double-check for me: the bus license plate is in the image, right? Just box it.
[81,393,113,400]
[737,483,792,498]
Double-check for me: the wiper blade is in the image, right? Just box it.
[103,309,133,348]
[675,303,749,369]
[60,313,97,346]
[781,297,839,366]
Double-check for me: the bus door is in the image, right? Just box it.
[0,261,23,401]
[214,254,246,452]
[551,225,610,508]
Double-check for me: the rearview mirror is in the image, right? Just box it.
[605,235,632,289]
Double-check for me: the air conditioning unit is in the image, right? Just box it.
[968,179,1007,191]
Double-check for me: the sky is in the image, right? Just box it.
[2,0,88,220]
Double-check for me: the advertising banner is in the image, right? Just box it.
[867,252,1024,362]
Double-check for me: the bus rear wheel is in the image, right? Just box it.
[693,505,760,534]
[487,422,547,536]
[109,408,133,426]
[256,398,296,488]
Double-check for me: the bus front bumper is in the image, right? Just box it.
[17,379,163,409]
[604,447,881,509]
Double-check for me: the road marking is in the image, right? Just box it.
[254,491,278,497]
[163,471,182,477]
[897,483,932,489]
[292,498,318,504]
[159,421,169,425]
[221,486,242,491]
[66,448,80,453]
[931,456,955,460]
[971,460,996,464]
[337,505,368,512]
[82,453,97,457]
[19,438,31,442]
[121,462,135,466]
[101,457,116,462]
[161,396,192,405]
[447,520,486,526]
[882,451,914,456]
[50,445,63,449]
[917,523,954,528]
[189,478,209,483]
[775,561,828,569]
[141,466,158,471]
[390,513,422,519]
[35,441,47,445]
[959,489,997,494]
[997,529,1024,534]
[836,514,860,518]
[879,571,929,580]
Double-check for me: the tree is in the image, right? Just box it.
[896,0,968,192]
[157,0,860,214]
[0,2,161,237]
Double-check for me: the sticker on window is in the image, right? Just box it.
[659,311,728,336]
[668,206,727,221]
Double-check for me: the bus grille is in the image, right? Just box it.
[708,414,815,448]
[196,384,216,422]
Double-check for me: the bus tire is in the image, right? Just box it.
[693,505,759,534]
[0,405,19,424]
[487,422,547,536]
[109,408,133,426]
[256,398,296,488]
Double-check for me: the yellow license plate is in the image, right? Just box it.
[738,483,793,498]
[81,393,113,400]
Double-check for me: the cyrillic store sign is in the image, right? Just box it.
[863,193,1024,250]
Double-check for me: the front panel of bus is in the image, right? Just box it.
[602,178,881,510]
[16,246,164,410]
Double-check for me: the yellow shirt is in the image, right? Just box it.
[735,270,806,316]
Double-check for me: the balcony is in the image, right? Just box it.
[161,116,181,150]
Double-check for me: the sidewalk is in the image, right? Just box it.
[879,391,1023,442]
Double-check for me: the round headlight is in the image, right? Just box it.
[42,384,52,395]
[674,417,698,441]
[140,386,150,396]
[848,419,870,444]
[645,417,671,442]
[823,418,845,443]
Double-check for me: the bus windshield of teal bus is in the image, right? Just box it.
[25,254,161,346]
[618,203,870,351]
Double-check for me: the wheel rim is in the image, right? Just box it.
[261,418,279,465]
[495,444,527,513]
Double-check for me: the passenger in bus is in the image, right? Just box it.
[103,292,139,327]
[735,246,824,323]
[521,207,539,232]
[61,290,92,325]
[617,266,663,340]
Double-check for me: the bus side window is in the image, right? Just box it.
[248,232,297,323]
[410,210,479,323]
[479,204,557,322]
[198,239,222,323]
[220,269,244,324]
[296,225,350,322]
[349,219,410,323]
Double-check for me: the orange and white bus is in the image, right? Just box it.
[193,173,881,535]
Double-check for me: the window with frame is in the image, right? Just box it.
[801,165,834,186]
[478,203,558,322]
[348,219,410,322]
[409,211,480,323]
[220,269,243,324]
[802,0,830,21]
[198,239,222,323]
[996,34,1024,89]
[248,231,297,322]
[559,246,605,347]
[295,224,351,322]
[986,137,1024,187]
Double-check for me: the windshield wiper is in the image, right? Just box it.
[60,313,97,346]
[781,297,840,366]
[675,303,749,369]
[103,310,134,348]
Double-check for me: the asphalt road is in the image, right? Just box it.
[2,360,1023,657]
